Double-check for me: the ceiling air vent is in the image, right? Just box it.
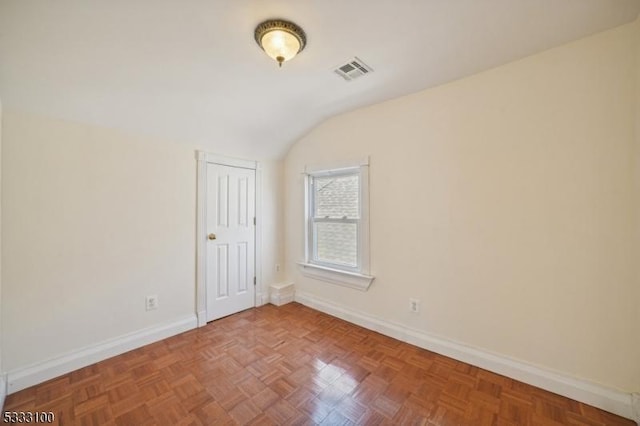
[333,57,373,81]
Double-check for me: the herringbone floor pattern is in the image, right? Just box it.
[3,303,634,425]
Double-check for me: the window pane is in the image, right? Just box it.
[314,174,359,219]
[314,222,358,267]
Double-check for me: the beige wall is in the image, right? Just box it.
[634,17,640,396]
[285,19,640,392]
[0,99,3,380]
[261,161,285,290]
[0,111,283,372]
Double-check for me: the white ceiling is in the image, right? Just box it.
[1,1,639,159]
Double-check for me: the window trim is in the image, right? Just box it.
[296,262,374,291]
[299,158,374,291]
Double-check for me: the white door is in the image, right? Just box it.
[206,163,256,321]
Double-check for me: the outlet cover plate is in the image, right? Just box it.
[146,295,158,311]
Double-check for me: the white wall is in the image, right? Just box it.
[0,111,283,375]
[285,19,640,393]
[0,98,5,406]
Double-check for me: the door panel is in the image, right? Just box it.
[206,163,255,321]
[237,242,248,293]
[217,175,229,227]
[216,244,229,298]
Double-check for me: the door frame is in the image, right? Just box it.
[195,151,262,326]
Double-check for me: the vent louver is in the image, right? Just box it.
[333,57,373,81]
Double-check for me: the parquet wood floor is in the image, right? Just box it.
[3,303,634,425]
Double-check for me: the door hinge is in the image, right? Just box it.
[253,217,256,226]
[253,277,256,286]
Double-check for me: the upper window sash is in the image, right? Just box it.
[309,170,360,219]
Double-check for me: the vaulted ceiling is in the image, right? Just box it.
[1,0,639,159]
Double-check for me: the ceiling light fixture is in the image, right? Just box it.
[254,19,306,68]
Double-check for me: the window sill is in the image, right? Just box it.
[297,262,374,291]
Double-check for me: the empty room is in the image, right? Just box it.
[1,0,639,424]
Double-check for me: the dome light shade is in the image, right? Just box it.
[254,19,306,67]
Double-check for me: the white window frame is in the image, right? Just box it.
[298,158,374,291]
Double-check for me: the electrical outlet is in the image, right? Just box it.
[146,295,158,311]
[409,298,420,313]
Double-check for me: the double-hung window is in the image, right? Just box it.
[300,160,374,290]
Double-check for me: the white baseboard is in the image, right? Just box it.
[271,293,295,306]
[0,374,7,410]
[256,292,270,307]
[295,291,635,422]
[270,282,295,306]
[197,310,207,327]
[632,393,640,424]
[7,315,197,394]
[282,294,295,305]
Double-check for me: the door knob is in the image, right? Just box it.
[208,233,217,240]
